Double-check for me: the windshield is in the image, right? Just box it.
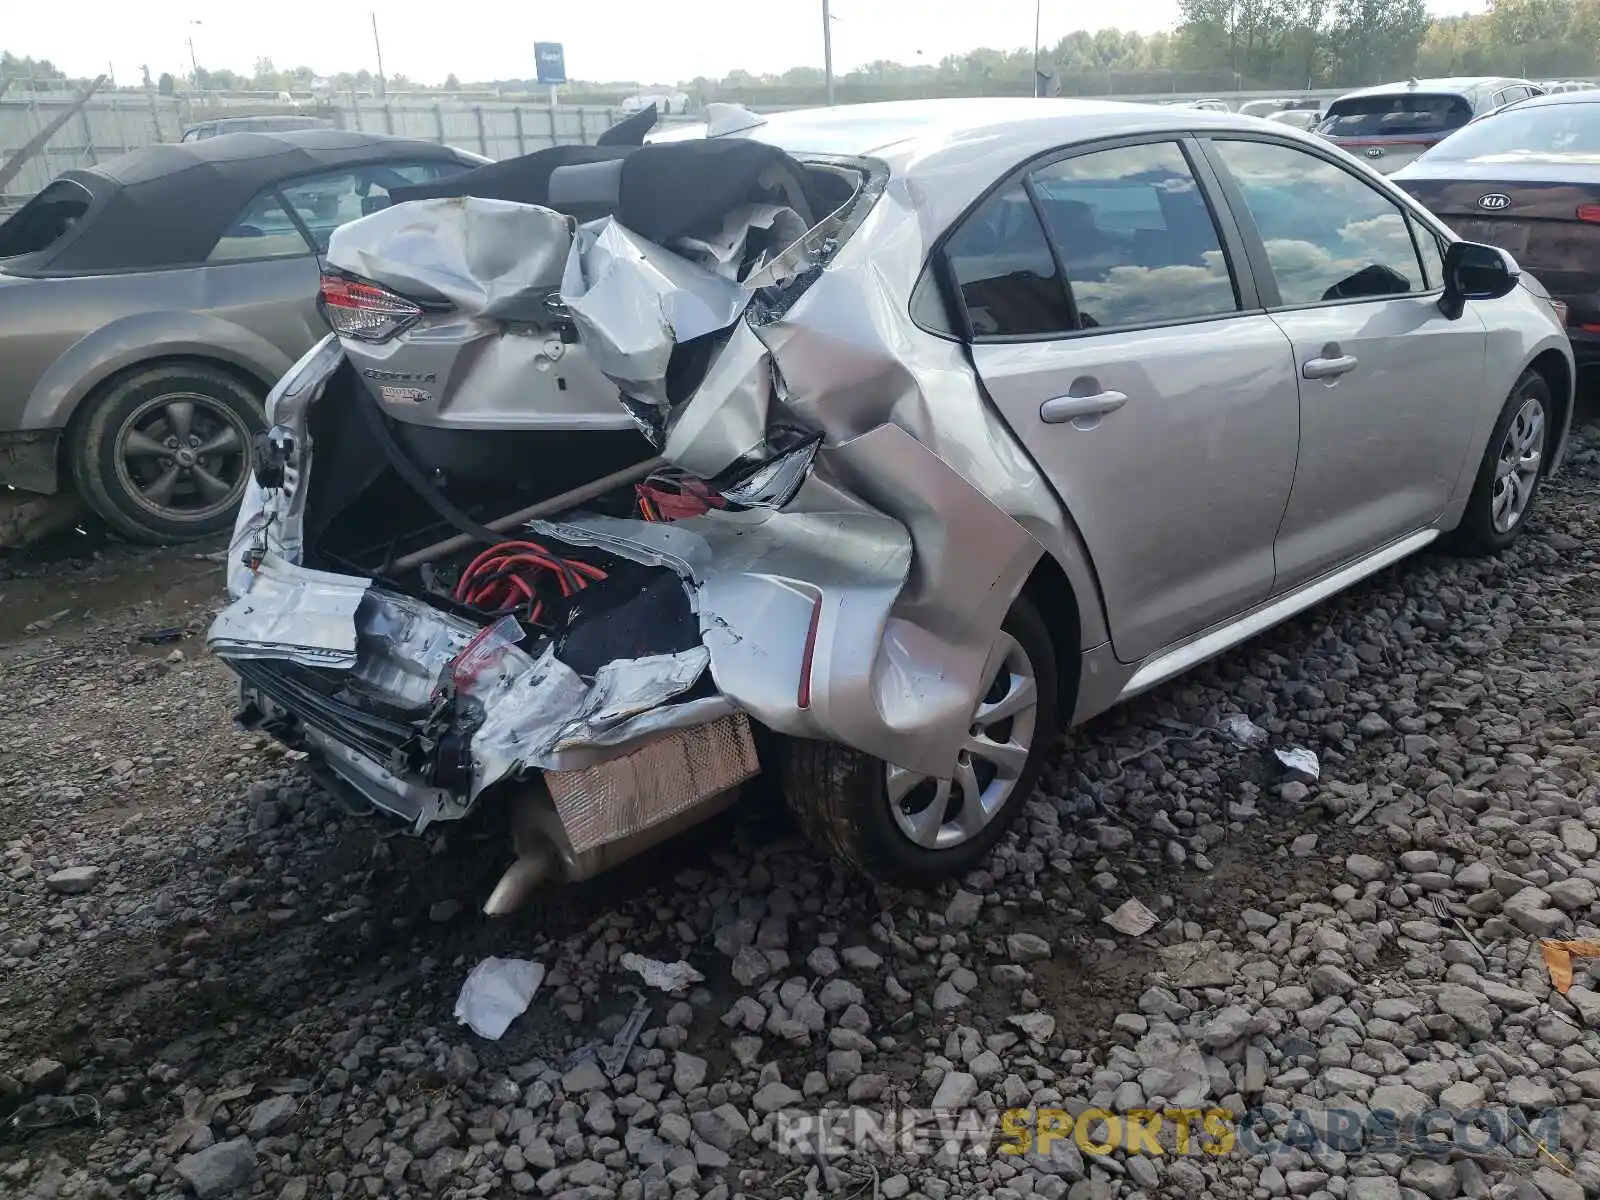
[1317,93,1473,138]
[1419,99,1600,160]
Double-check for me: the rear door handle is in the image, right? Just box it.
[1302,354,1358,379]
[1040,390,1128,423]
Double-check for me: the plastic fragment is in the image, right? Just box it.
[453,957,546,1039]
[1274,746,1320,780]
[620,952,706,993]
[1103,898,1159,937]
[1218,714,1269,749]
[1541,939,1600,994]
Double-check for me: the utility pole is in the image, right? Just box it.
[823,0,835,106]
[372,13,387,99]
[1033,0,1042,97]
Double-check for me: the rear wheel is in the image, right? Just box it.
[782,594,1060,885]
[70,362,264,544]
[1445,367,1552,556]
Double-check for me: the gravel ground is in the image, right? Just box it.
[7,417,1600,1200]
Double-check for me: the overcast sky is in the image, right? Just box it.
[9,0,1476,88]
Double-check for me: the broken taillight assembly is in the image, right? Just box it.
[716,436,822,511]
[318,273,424,343]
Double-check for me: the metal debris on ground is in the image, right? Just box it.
[136,627,185,645]
[453,957,546,1040]
[1274,746,1320,780]
[1218,714,1270,748]
[599,997,652,1078]
[1103,897,1159,937]
[3,1094,100,1140]
[619,952,705,993]
[1539,939,1600,994]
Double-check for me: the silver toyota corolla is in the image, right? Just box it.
[209,99,1573,912]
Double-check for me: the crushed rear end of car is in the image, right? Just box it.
[206,136,1051,909]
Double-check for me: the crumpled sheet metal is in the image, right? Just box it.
[660,320,773,477]
[208,554,371,668]
[529,501,919,762]
[559,218,752,413]
[326,197,571,319]
[213,557,721,825]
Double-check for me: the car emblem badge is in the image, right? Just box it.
[380,385,432,405]
[1478,193,1512,210]
[1365,146,1384,158]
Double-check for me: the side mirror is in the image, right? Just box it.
[1439,240,1520,320]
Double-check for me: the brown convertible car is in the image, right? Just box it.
[1394,89,1600,370]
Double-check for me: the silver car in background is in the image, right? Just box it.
[0,130,482,543]
[210,99,1572,910]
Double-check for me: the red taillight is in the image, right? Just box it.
[1577,205,1600,224]
[318,274,423,342]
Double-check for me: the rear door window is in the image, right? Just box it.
[1028,141,1238,330]
[1318,94,1473,138]
[0,179,94,259]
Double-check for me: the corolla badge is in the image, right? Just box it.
[1478,193,1512,210]
[1365,146,1384,158]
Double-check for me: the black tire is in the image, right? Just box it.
[782,594,1060,886]
[69,362,265,544]
[1444,367,1553,557]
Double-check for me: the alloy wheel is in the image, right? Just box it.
[885,630,1039,851]
[112,392,253,524]
[1491,393,1546,534]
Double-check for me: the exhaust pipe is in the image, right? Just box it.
[483,842,556,916]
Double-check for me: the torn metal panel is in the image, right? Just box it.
[326,197,572,319]
[217,555,723,828]
[660,320,773,477]
[226,334,345,599]
[208,555,371,668]
[559,218,752,414]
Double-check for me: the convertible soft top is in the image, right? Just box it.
[6,129,464,276]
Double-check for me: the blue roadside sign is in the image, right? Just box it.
[535,43,567,85]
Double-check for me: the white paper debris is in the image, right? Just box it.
[1275,746,1320,780]
[454,957,546,1040]
[1103,898,1159,937]
[620,952,706,993]
[1218,714,1269,749]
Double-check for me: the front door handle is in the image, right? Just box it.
[1040,390,1129,423]
[1302,354,1358,380]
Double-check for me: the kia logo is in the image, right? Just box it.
[1365,147,1384,158]
[1478,193,1512,210]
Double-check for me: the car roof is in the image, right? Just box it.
[652,97,1329,236]
[1330,77,1530,103]
[660,97,1265,155]
[7,129,467,276]
[1504,88,1600,110]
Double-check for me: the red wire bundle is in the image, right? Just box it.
[452,539,607,624]
[636,475,725,522]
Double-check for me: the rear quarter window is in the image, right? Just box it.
[0,179,94,259]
